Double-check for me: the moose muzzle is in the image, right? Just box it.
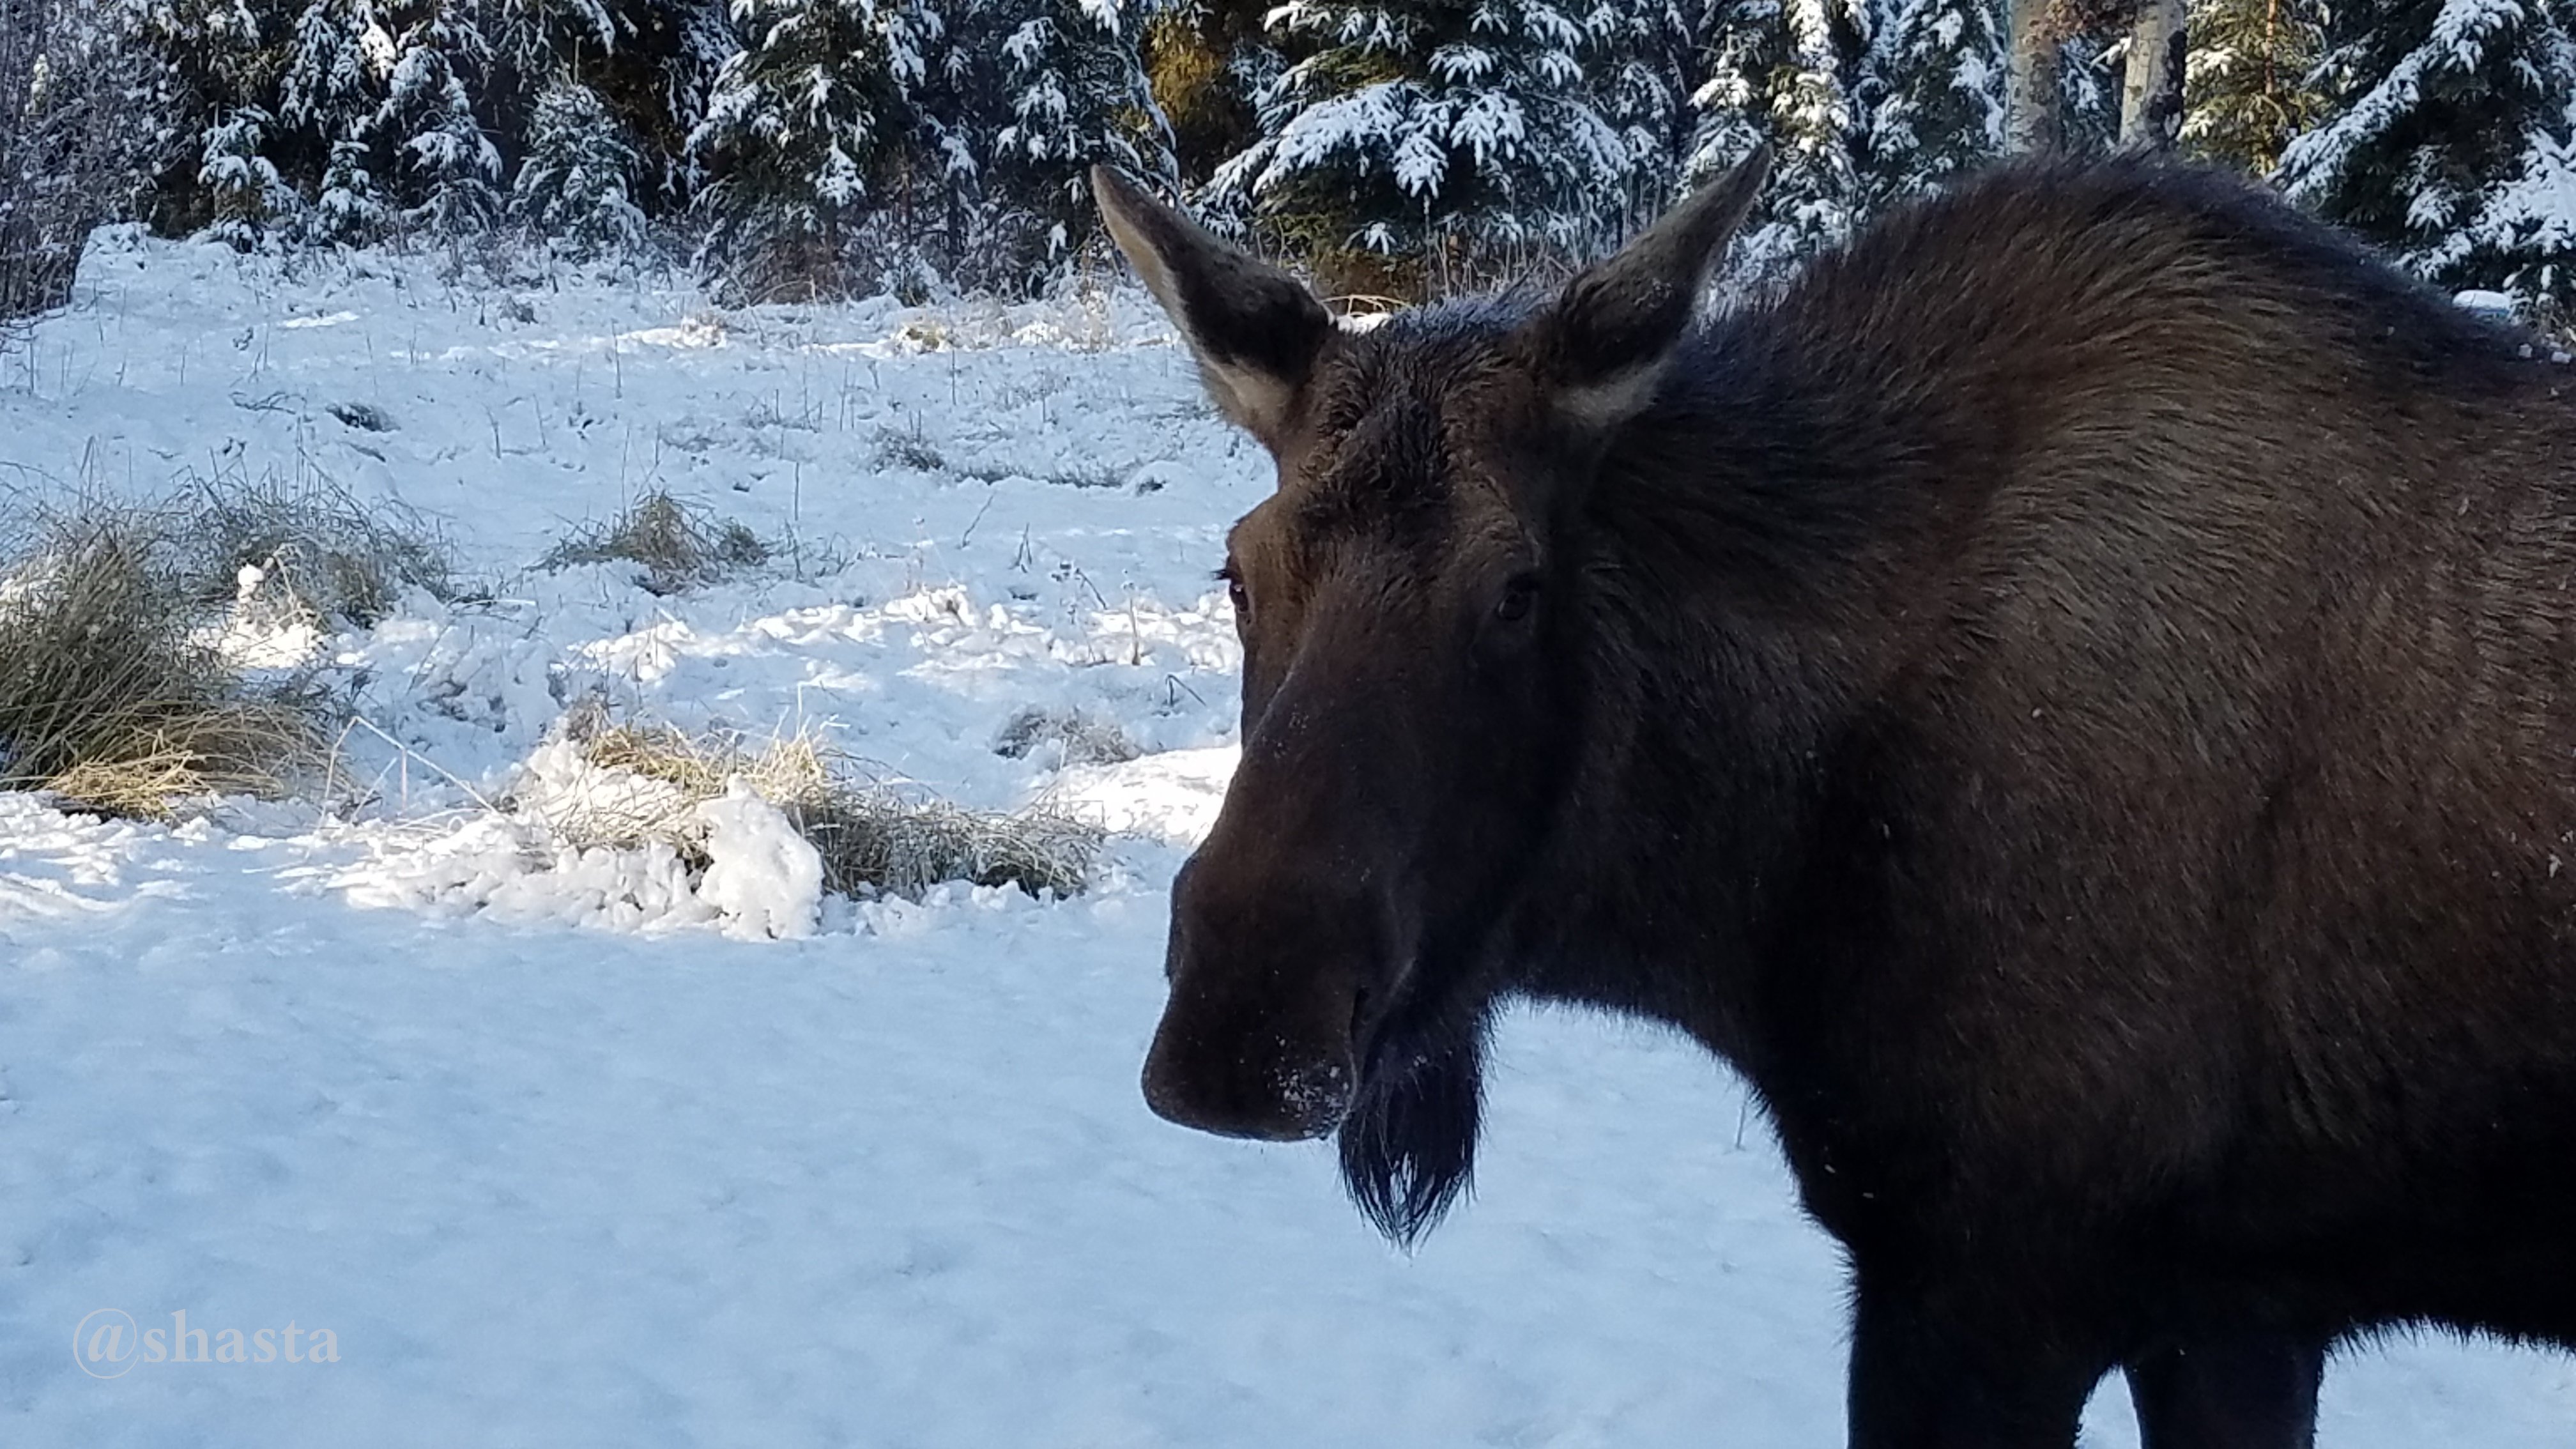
[1144,854,1377,1141]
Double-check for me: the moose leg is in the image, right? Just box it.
[1844,1276,2106,1449]
[2124,1335,2324,1449]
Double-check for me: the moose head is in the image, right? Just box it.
[1095,155,1770,1241]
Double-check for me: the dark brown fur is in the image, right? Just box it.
[1095,156,2576,1447]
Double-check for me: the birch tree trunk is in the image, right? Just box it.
[2006,0,2066,153]
[2120,0,2190,150]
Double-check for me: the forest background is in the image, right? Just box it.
[4,0,2570,322]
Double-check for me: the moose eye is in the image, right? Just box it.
[1495,573,1542,625]
[1227,577,1249,616]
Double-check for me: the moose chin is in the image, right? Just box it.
[1096,151,2576,1449]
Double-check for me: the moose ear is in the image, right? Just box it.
[1091,166,1335,450]
[1528,146,1770,432]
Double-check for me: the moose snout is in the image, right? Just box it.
[1143,856,1375,1141]
[1140,1027,1353,1141]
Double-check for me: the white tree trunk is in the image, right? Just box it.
[2007,0,2066,153]
[2120,0,2190,150]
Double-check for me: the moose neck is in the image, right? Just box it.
[1518,307,1991,1071]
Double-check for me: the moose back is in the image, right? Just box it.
[1092,153,2576,1448]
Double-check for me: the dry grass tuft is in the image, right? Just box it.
[179,468,457,625]
[546,703,1101,898]
[790,791,1102,901]
[870,420,949,474]
[542,491,770,595]
[993,705,1138,766]
[0,508,325,817]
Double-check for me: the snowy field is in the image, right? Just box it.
[1,231,2572,1446]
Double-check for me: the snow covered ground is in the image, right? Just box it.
[2,233,2572,1446]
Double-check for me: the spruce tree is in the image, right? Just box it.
[583,0,739,213]
[2181,0,2326,173]
[894,0,999,283]
[376,4,503,238]
[136,0,296,230]
[1772,0,1867,231]
[1142,0,1271,188]
[990,0,1176,268]
[312,134,391,241]
[509,79,648,254]
[1211,0,1637,295]
[277,0,394,238]
[199,105,304,245]
[482,0,623,97]
[1584,0,1696,226]
[1688,0,1868,278]
[133,0,288,123]
[1855,0,2006,204]
[2278,0,2576,302]
[2002,0,2058,150]
[689,0,930,298]
[2054,28,2120,151]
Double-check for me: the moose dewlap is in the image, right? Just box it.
[1096,154,2576,1449]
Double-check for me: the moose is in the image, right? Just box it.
[1091,151,2576,1448]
